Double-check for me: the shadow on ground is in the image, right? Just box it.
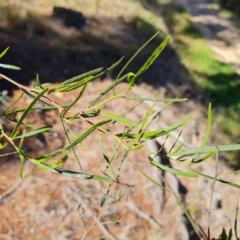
[136,0,240,166]
[1,3,240,143]
[151,1,240,111]
[0,4,204,103]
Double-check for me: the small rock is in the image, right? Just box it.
[52,6,86,30]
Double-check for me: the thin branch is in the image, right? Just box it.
[235,193,239,240]
[207,146,219,240]
[125,200,162,229]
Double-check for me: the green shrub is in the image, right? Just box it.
[1,33,240,239]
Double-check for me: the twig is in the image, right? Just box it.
[0,151,18,157]
[207,146,219,240]
[124,200,162,229]
[0,161,30,201]
[161,175,204,239]
[0,178,22,201]
[235,193,239,240]
[0,73,127,149]
[131,87,194,150]
[67,182,118,240]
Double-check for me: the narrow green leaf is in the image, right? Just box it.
[219,228,227,240]
[43,120,111,158]
[36,153,68,170]
[12,130,19,139]
[192,103,212,163]
[113,143,118,159]
[21,88,52,108]
[65,114,80,122]
[19,154,25,179]
[118,116,191,139]
[55,76,92,92]
[52,169,113,182]
[100,110,137,127]
[30,160,113,182]
[189,152,214,163]
[58,58,124,93]
[3,92,23,114]
[172,144,184,154]
[32,104,70,111]
[130,36,171,87]
[52,58,123,93]
[42,83,51,88]
[150,158,198,178]
[116,32,159,80]
[0,47,9,58]
[95,57,124,79]
[35,74,44,90]
[123,96,188,102]
[139,105,154,133]
[227,228,232,240]
[24,123,45,130]
[169,127,186,154]
[64,120,110,151]
[35,155,52,163]
[168,144,240,158]
[136,101,175,142]
[0,63,21,70]
[18,130,26,179]
[60,117,82,169]
[0,142,7,150]
[52,67,103,89]
[128,157,169,191]
[67,125,84,149]
[191,167,240,189]
[131,144,144,151]
[98,133,117,179]
[89,74,128,107]
[14,126,52,139]
[135,105,154,143]
[80,110,100,118]
[11,88,48,138]
[62,84,87,117]
[0,90,11,104]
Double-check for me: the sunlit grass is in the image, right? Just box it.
[157,1,240,163]
[159,3,240,100]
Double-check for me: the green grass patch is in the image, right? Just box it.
[162,4,240,109]
[158,1,240,163]
[131,1,240,154]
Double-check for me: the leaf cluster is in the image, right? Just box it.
[0,33,240,191]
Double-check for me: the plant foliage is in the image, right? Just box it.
[0,33,240,190]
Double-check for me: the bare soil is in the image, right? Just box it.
[172,0,240,74]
